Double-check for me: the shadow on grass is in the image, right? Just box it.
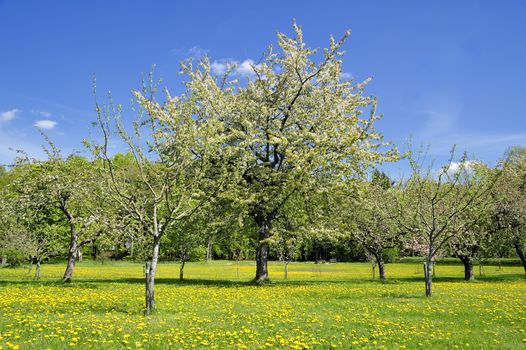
[398,273,526,283]
[0,277,252,288]
[0,273,524,288]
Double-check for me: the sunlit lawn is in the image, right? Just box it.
[0,260,524,349]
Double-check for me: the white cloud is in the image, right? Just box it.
[0,109,20,122]
[447,160,479,175]
[210,59,260,78]
[34,120,57,130]
[340,72,353,80]
[211,61,228,75]
[236,59,257,77]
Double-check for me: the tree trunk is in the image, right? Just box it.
[314,244,321,263]
[284,261,289,280]
[424,259,433,297]
[370,260,376,279]
[514,242,526,275]
[145,235,160,314]
[34,258,41,280]
[479,257,487,275]
[91,243,98,260]
[179,257,185,281]
[236,255,240,279]
[206,238,213,262]
[460,256,474,281]
[28,256,33,274]
[62,224,78,283]
[376,255,386,281]
[254,214,271,283]
[1,255,6,268]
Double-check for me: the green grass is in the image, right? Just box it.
[0,260,525,349]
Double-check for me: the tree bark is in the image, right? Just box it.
[236,255,240,279]
[206,238,213,262]
[145,235,160,314]
[34,258,41,280]
[366,248,385,280]
[514,241,526,275]
[91,243,98,260]
[62,222,78,283]
[314,244,321,263]
[28,256,33,274]
[254,214,271,283]
[459,256,474,281]
[376,255,386,281]
[1,255,6,268]
[284,261,289,280]
[179,257,185,281]
[424,260,433,297]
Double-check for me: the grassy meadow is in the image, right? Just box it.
[0,260,524,349]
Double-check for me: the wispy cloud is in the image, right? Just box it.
[0,128,44,165]
[413,106,526,160]
[0,108,20,122]
[32,109,52,118]
[409,93,526,161]
[15,94,93,121]
[34,120,57,130]
[427,132,526,157]
[170,46,209,59]
[418,109,459,139]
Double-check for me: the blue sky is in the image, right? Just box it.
[1,0,525,174]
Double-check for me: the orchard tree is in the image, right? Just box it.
[270,197,308,280]
[0,163,25,267]
[0,183,14,267]
[165,213,207,281]
[9,147,105,282]
[447,164,498,281]
[272,229,304,280]
[205,196,254,278]
[397,150,497,296]
[6,177,64,279]
[228,229,252,279]
[346,171,399,280]
[448,219,494,281]
[299,186,353,263]
[492,147,526,274]
[89,75,232,314]
[204,196,249,270]
[183,22,396,282]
